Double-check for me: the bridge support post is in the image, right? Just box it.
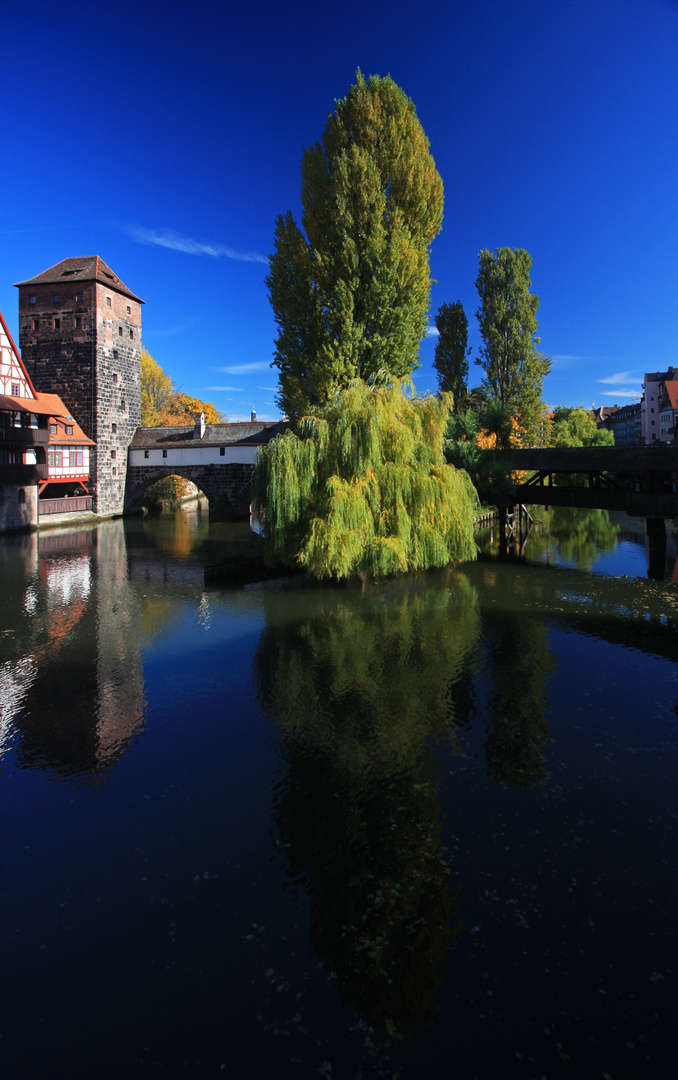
[646,516,667,579]
[498,506,507,556]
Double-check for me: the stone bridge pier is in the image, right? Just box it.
[125,462,256,519]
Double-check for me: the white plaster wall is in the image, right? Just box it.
[129,446,261,467]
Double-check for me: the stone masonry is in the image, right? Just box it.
[125,462,256,518]
[15,257,143,516]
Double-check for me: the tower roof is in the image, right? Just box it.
[13,256,144,304]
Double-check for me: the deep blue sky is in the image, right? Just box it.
[2,0,677,421]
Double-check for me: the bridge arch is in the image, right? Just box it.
[125,463,256,519]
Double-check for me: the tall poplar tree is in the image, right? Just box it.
[475,248,551,445]
[433,300,471,402]
[267,71,444,421]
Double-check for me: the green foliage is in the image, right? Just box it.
[143,474,193,509]
[549,406,614,448]
[433,300,471,403]
[267,71,444,421]
[255,378,478,579]
[475,248,551,445]
[444,405,514,507]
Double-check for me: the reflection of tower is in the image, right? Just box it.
[92,520,146,760]
[4,521,145,782]
[14,257,143,515]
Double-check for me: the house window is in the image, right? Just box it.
[29,296,36,304]
[75,317,82,329]
[11,383,19,397]
[220,447,225,456]
[69,449,83,468]
[110,449,116,459]
[55,451,62,467]
[106,297,111,307]
[144,450,149,459]
[49,423,57,434]
[53,294,60,303]
[76,292,83,302]
[48,451,54,467]
[162,449,168,458]
[66,425,73,435]
[119,326,123,337]
[111,423,117,433]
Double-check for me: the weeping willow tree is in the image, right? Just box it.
[255,378,478,579]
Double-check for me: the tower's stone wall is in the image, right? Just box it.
[17,268,142,516]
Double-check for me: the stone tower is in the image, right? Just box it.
[14,257,143,515]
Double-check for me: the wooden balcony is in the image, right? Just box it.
[39,495,93,516]
[0,463,48,482]
[0,426,50,446]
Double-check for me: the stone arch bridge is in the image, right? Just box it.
[125,420,287,518]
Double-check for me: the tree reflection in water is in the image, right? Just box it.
[529,506,619,571]
[254,570,480,1039]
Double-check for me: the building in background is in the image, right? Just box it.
[603,401,642,446]
[658,381,678,444]
[640,368,678,444]
[15,257,143,516]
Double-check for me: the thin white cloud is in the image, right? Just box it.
[151,320,196,338]
[551,354,598,362]
[257,385,279,391]
[598,370,640,385]
[217,361,271,374]
[205,385,245,392]
[123,223,268,265]
[426,325,440,337]
[600,390,641,398]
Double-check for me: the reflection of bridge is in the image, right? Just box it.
[492,446,678,518]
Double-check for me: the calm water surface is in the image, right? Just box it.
[1,504,677,1079]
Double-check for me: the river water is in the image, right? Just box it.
[1,504,677,1079]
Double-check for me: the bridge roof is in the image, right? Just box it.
[495,445,678,472]
[130,421,288,449]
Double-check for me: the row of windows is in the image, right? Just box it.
[143,447,227,458]
[49,423,74,435]
[48,450,84,468]
[29,294,133,317]
[30,293,84,304]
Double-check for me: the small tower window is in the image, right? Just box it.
[32,319,38,330]
[162,449,168,458]
[120,399,126,411]
[29,296,36,304]
[220,447,225,456]
[110,449,116,459]
[129,328,133,339]
[53,294,60,303]
[75,317,82,329]
[119,326,123,337]
[54,318,60,330]
[114,373,119,383]
[112,466,117,475]
[126,306,131,315]
[111,422,117,433]
[76,292,83,302]
[144,450,149,459]
[66,425,73,435]
[106,297,112,307]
